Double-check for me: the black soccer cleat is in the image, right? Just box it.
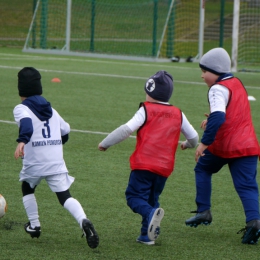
[82,219,99,249]
[24,222,41,238]
[237,219,260,245]
[185,210,212,227]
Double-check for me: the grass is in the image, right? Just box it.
[0,47,260,260]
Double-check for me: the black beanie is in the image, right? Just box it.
[144,70,173,102]
[18,67,42,97]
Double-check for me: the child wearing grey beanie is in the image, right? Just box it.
[199,47,231,75]
[185,47,260,245]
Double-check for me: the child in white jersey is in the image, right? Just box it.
[98,70,199,245]
[13,67,99,249]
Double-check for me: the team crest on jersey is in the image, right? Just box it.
[145,79,155,92]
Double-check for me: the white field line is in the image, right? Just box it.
[0,64,259,89]
[1,53,260,76]
[0,119,135,138]
[0,64,201,84]
[0,53,195,70]
[1,52,260,75]
[70,128,138,138]
[0,119,185,143]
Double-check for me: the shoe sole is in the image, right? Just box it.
[136,239,155,245]
[82,219,99,249]
[27,232,41,238]
[25,232,41,238]
[185,221,211,228]
[147,208,164,241]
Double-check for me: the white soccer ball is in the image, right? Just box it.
[0,194,7,218]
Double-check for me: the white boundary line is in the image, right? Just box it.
[0,119,136,138]
[1,52,260,75]
[0,119,186,143]
[0,53,197,70]
[0,65,259,89]
[0,120,16,125]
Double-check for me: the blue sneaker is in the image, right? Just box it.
[147,208,164,241]
[136,235,155,245]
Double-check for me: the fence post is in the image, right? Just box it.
[152,0,158,57]
[40,0,48,49]
[65,0,72,51]
[219,0,225,47]
[166,0,175,58]
[231,0,240,72]
[32,0,37,48]
[90,0,95,52]
[198,0,205,61]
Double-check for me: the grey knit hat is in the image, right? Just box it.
[144,70,173,102]
[199,48,231,75]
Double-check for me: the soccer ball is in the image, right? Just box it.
[0,194,7,218]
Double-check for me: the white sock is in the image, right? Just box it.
[63,198,87,228]
[23,194,40,228]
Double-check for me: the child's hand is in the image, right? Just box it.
[180,142,187,150]
[98,143,107,151]
[201,113,209,130]
[14,142,25,159]
[195,143,208,162]
[180,141,191,150]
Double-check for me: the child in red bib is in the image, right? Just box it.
[185,48,260,245]
[99,70,198,245]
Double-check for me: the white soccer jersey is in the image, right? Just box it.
[14,104,70,177]
[208,84,229,113]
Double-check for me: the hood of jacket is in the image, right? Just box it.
[22,95,53,121]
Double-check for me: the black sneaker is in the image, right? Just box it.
[24,222,41,238]
[185,210,212,227]
[82,219,99,249]
[237,219,260,244]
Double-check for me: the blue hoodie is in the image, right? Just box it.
[22,95,52,121]
[17,96,68,144]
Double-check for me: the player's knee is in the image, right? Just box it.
[56,189,72,206]
[22,181,36,196]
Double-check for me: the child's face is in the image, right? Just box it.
[201,69,218,87]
